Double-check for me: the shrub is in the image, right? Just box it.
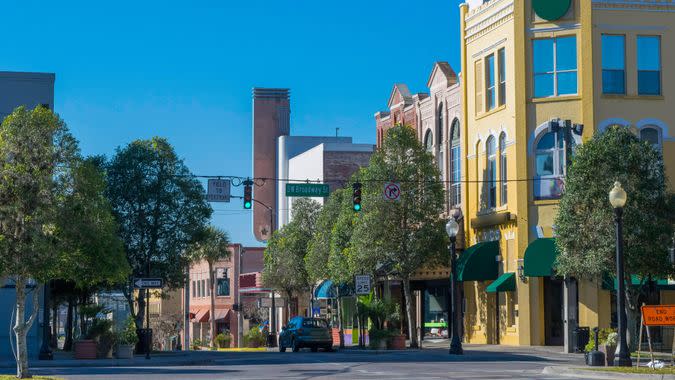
[368,328,392,349]
[191,338,203,350]
[215,333,232,348]
[117,316,139,345]
[585,328,617,352]
[243,326,266,347]
[605,332,618,346]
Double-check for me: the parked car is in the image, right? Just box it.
[279,316,333,352]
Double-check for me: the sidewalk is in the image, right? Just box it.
[0,351,214,369]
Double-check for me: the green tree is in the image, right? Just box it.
[349,124,447,348]
[554,126,674,347]
[262,198,320,320]
[0,106,79,378]
[106,137,212,329]
[189,226,231,348]
[306,189,345,283]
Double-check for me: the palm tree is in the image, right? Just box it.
[191,226,231,348]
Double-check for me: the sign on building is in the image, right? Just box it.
[285,183,330,197]
[355,275,371,295]
[383,182,401,201]
[207,179,231,202]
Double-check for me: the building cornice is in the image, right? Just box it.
[465,1,514,44]
[593,1,675,12]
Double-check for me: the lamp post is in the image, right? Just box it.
[446,218,463,355]
[609,181,631,367]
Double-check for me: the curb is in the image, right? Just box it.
[543,366,675,379]
[1,358,215,369]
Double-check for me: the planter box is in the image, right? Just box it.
[601,344,616,366]
[74,340,97,360]
[388,335,406,350]
[116,344,134,359]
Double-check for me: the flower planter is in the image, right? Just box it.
[247,340,261,348]
[116,344,134,359]
[388,335,406,350]
[74,340,97,360]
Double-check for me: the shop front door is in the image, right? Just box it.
[544,277,564,346]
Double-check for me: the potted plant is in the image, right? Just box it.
[116,316,138,359]
[215,332,232,349]
[191,338,203,350]
[75,305,109,359]
[243,326,266,348]
[368,328,391,350]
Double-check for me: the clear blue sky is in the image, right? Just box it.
[1,0,461,247]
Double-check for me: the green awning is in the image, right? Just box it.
[602,274,675,291]
[456,241,499,281]
[486,272,516,293]
[523,238,559,277]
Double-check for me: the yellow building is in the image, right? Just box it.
[458,0,675,349]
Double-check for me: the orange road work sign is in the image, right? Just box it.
[641,305,675,326]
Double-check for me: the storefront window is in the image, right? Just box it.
[423,286,448,338]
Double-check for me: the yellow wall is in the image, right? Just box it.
[459,0,674,346]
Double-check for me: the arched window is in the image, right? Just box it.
[437,104,444,181]
[499,133,507,206]
[534,129,575,199]
[639,126,661,149]
[450,119,461,207]
[486,136,497,209]
[424,130,433,153]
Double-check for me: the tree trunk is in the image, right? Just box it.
[337,296,344,348]
[209,262,216,348]
[626,290,641,351]
[402,277,417,348]
[63,297,74,351]
[51,301,58,349]
[13,276,40,379]
[136,289,147,331]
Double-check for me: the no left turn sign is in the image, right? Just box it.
[383,182,401,201]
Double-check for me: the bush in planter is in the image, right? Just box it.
[116,316,139,358]
[97,330,116,358]
[368,328,392,349]
[215,333,232,349]
[584,328,616,352]
[243,326,266,348]
[191,338,203,350]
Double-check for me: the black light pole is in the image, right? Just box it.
[609,181,631,367]
[446,218,463,355]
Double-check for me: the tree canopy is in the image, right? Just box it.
[263,198,320,308]
[349,124,447,347]
[555,126,674,280]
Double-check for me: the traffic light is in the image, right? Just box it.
[352,182,362,212]
[243,181,252,209]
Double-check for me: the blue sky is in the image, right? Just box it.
[1,0,461,247]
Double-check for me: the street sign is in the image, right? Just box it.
[641,305,675,326]
[286,183,330,197]
[383,182,401,201]
[207,179,231,202]
[133,278,163,289]
[258,297,286,308]
[355,275,371,295]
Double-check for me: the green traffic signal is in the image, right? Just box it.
[244,201,252,209]
[353,203,361,212]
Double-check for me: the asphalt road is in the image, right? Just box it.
[27,348,588,380]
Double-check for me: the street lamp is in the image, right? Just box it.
[445,218,463,355]
[609,181,631,367]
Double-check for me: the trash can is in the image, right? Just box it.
[573,327,590,353]
[135,328,153,354]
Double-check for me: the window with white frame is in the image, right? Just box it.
[486,54,496,110]
[498,48,506,106]
[499,133,507,206]
[486,136,497,209]
[437,104,444,181]
[424,130,433,153]
[534,128,575,199]
[450,119,461,207]
[533,36,577,98]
